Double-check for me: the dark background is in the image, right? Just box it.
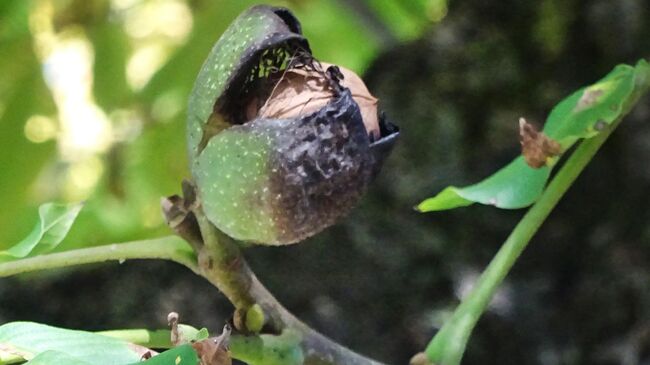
[1,0,649,364]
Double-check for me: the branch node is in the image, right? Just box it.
[161,181,203,250]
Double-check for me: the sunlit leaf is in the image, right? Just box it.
[418,60,650,212]
[0,322,142,364]
[0,203,83,262]
[136,345,198,365]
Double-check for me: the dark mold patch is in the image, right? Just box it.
[268,89,374,243]
[369,113,400,177]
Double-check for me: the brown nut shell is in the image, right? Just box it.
[247,63,380,141]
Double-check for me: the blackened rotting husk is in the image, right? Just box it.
[268,89,374,243]
[369,113,399,176]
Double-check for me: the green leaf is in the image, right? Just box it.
[0,203,82,262]
[26,351,92,365]
[95,329,175,349]
[230,329,304,365]
[417,157,550,211]
[176,324,209,344]
[99,326,208,348]
[543,64,637,146]
[136,345,198,365]
[0,322,142,364]
[418,60,650,212]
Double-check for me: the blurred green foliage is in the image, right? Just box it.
[0,0,439,250]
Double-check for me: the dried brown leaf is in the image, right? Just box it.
[191,325,232,365]
[519,118,562,168]
[410,352,435,365]
[574,88,604,112]
[192,341,231,365]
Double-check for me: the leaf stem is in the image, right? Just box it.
[0,236,198,278]
[423,72,650,364]
[96,329,173,349]
[101,328,307,365]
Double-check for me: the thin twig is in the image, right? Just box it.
[0,236,198,278]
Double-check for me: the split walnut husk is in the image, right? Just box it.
[188,5,399,245]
